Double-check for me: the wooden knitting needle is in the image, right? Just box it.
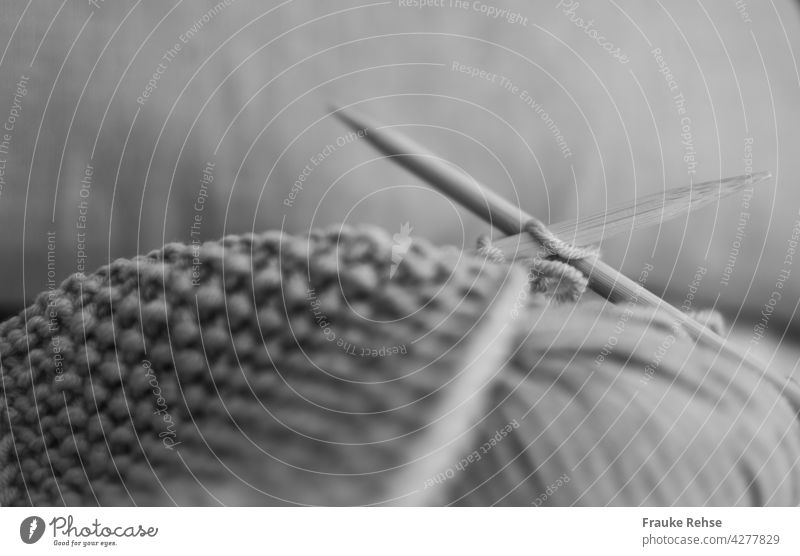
[332,105,769,363]
[332,105,769,255]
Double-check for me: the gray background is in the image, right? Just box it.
[0,0,798,358]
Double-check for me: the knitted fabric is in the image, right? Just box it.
[0,226,524,506]
[1,225,799,506]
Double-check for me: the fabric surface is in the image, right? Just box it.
[1,225,799,506]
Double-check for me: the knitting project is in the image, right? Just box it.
[2,225,799,506]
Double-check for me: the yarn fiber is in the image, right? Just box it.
[1,225,799,506]
[476,216,599,303]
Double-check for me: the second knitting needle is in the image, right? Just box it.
[332,104,769,366]
[493,171,770,259]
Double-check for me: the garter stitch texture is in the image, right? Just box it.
[0,226,522,506]
[1,225,799,506]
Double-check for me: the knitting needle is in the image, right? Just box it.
[332,105,769,256]
[332,105,767,363]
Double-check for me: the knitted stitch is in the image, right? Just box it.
[1,225,799,506]
[476,217,599,303]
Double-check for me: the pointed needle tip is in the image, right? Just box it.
[750,170,772,184]
[330,104,371,134]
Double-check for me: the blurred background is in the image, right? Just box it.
[1,0,798,364]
